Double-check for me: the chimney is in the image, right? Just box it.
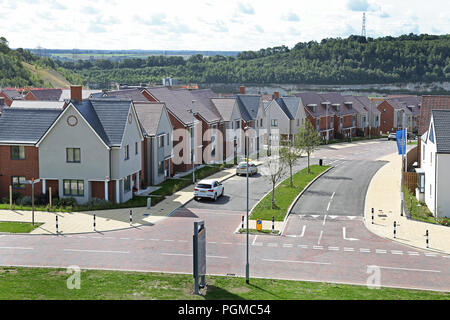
[273,92,280,100]
[70,85,82,103]
[239,86,246,94]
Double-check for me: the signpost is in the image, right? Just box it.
[23,178,40,225]
[193,220,206,295]
[256,219,262,232]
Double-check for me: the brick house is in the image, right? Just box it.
[0,89,24,107]
[320,92,358,139]
[0,108,61,199]
[377,97,421,134]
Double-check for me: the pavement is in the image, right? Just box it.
[0,165,240,235]
[364,152,450,254]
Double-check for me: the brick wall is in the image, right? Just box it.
[0,92,13,106]
[0,145,41,198]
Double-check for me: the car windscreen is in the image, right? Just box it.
[196,184,212,189]
[238,163,248,168]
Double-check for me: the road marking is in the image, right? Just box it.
[317,231,323,245]
[222,242,232,245]
[347,216,357,220]
[298,244,308,249]
[252,242,263,247]
[370,265,441,273]
[162,253,228,259]
[147,239,159,241]
[262,259,331,265]
[326,202,331,212]
[323,215,328,226]
[0,246,33,250]
[344,247,355,252]
[163,239,175,242]
[177,240,188,243]
[330,192,335,200]
[408,251,419,256]
[268,243,278,247]
[208,242,217,244]
[391,250,404,255]
[360,248,371,253]
[425,253,437,257]
[120,238,131,240]
[300,225,306,237]
[283,244,293,248]
[328,247,339,251]
[313,246,324,250]
[252,235,258,246]
[63,249,129,254]
[342,227,359,241]
[376,249,387,254]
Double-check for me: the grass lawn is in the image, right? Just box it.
[0,222,43,233]
[0,267,448,300]
[238,228,280,235]
[0,203,72,213]
[251,165,330,221]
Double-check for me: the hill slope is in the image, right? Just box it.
[21,62,71,88]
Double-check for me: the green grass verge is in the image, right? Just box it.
[238,229,280,235]
[0,204,72,213]
[251,165,330,222]
[0,267,448,300]
[0,222,43,233]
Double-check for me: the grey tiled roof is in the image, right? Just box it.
[432,110,450,153]
[235,94,261,122]
[96,88,150,102]
[134,102,165,136]
[0,108,61,143]
[294,92,335,118]
[73,99,133,147]
[211,98,236,121]
[319,92,358,117]
[2,89,24,100]
[274,97,302,120]
[28,89,62,101]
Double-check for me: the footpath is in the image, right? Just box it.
[0,165,244,235]
[364,152,450,254]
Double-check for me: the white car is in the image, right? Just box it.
[194,179,224,201]
[388,133,397,141]
[236,162,258,176]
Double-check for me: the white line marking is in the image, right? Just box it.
[163,239,175,242]
[344,247,355,252]
[177,240,188,243]
[268,243,278,247]
[370,265,441,273]
[253,242,263,247]
[208,242,217,244]
[252,235,258,246]
[408,252,420,256]
[376,249,387,254]
[330,192,335,200]
[263,259,331,265]
[323,214,328,226]
[313,246,324,250]
[298,244,308,249]
[317,230,323,245]
[360,248,371,253]
[343,227,359,241]
[300,225,306,237]
[222,242,232,245]
[63,249,129,254]
[326,202,331,212]
[0,246,33,250]
[162,253,228,259]
[283,244,293,248]
[147,239,159,241]
[328,247,339,251]
[391,250,404,255]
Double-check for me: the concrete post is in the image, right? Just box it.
[9,185,12,210]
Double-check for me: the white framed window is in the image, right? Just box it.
[271,119,278,127]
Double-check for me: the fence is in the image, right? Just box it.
[403,172,418,193]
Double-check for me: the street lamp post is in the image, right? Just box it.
[188,100,196,184]
[244,126,250,284]
[23,178,40,225]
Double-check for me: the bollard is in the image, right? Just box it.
[394,221,397,239]
[241,216,244,231]
[130,209,133,226]
[371,208,374,225]
[94,214,96,232]
[426,230,429,248]
[147,197,151,209]
[271,216,275,234]
[56,215,59,235]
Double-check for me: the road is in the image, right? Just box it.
[1,139,449,292]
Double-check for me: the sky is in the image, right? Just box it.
[1,0,449,51]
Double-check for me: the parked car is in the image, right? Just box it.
[194,179,224,201]
[236,162,258,176]
[388,133,397,141]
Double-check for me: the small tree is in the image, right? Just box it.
[280,137,302,188]
[296,120,322,174]
[262,155,285,209]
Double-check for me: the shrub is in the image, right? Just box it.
[19,196,32,206]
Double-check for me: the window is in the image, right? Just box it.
[63,179,84,197]
[297,119,300,126]
[10,146,25,160]
[12,176,26,189]
[418,173,425,193]
[167,133,170,146]
[423,146,425,161]
[158,135,164,148]
[124,175,131,192]
[135,142,139,155]
[158,160,164,175]
[235,120,240,129]
[66,148,81,163]
[124,145,129,160]
[271,119,278,127]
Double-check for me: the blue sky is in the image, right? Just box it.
[1,0,449,51]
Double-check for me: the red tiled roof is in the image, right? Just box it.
[419,95,450,136]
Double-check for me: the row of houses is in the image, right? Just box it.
[0,84,428,206]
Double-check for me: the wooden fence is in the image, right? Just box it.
[403,172,418,193]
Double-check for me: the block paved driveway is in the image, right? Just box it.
[1,139,449,292]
